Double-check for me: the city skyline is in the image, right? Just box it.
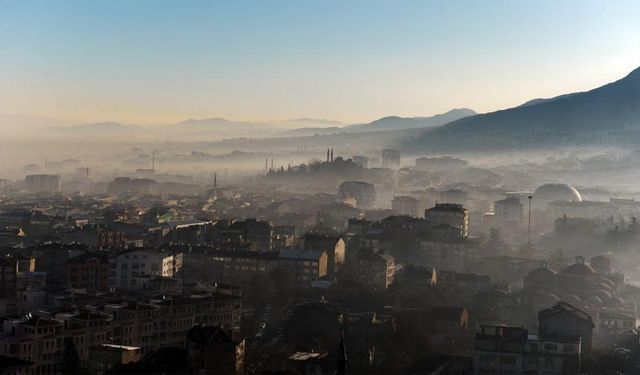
[0,0,639,125]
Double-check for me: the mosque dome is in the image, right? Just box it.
[563,263,596,277]
[527,266,557,281]
[533,183,582,205]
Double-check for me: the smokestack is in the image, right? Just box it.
[271,158,274,169]
[327,148,330,162]
[331,148,334,162]
[265,158,268,171]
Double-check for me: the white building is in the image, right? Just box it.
[110,249,183,289]
[24,174,61,194]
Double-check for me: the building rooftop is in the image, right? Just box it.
[539,302,594,326]
[67,252,109,264]
[279,249,324,261]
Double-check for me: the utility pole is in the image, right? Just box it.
[527,195,533,244]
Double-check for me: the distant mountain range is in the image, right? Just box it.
[22,66,640,150]
[46,121,143,133]
[169,118,278,138]
[278,108,476,136]
[409,66,640,150]
[34,109,477,141]
[343,108,476,132]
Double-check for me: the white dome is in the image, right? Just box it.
[533,183,582,204]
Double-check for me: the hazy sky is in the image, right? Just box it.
[0,0,639,125]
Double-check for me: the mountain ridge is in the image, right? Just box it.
[408,66,640,150]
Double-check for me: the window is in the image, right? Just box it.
[544,343,558,351]
[500,356,516,365]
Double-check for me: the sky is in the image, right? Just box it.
[0,0,639,125]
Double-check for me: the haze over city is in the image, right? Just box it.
[0,1,640,374]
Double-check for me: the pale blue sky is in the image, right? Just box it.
[0,0,638,124]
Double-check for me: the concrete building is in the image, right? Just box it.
[392,196,420,217]
[272,225,296,248]
[66,253,110,293]
[200,250,279,285]
[474,325,526,375]
[187,325,245,375]
[113,293,242,354]
[425,203,469,238]
[538,302,594,360]
[98,230,127,251]
[278,250,328,289]
[473,325,581,375]
[195,248,330,289]
[352,155,369,169]
[355,250,395,290]
[338,181,376,209]
[381,149,400,169]
[301,233,346,274]
[493,196,523,228]
[110,249,183,289]
[230,219,272,252]
[88,344,141,375]
[24,175,61,194]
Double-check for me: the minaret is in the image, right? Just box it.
[336,332,347,375]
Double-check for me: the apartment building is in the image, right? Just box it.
[110,249,183,289]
